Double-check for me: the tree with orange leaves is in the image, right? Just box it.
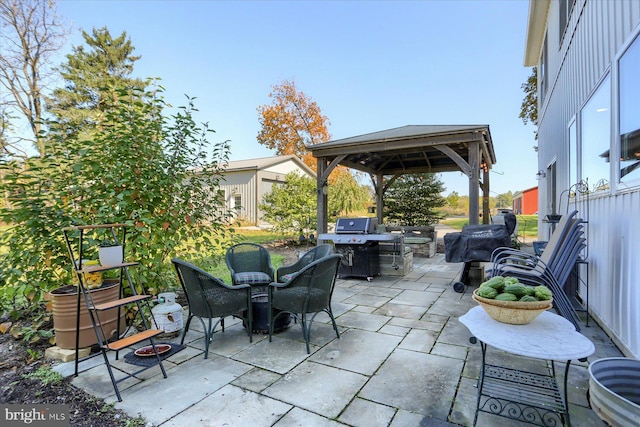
[257,79,371,216]
[257,79,331,171]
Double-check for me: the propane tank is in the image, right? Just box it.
[152,292,183,337]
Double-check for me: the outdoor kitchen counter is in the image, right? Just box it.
[460,306,594,426]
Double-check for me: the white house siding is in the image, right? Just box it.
[535,0,640,358]
[219,156,316,225]
[263,162,305,175]
[576,192,640,358]
[220,170,258,223]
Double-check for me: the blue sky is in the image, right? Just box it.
[56,0,537,196]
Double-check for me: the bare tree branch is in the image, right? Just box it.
[0,0,69,157]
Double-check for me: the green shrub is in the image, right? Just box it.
[0,87,231,317]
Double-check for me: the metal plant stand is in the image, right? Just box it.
[63,224,167,401]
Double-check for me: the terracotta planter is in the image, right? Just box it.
[49,280,125,350]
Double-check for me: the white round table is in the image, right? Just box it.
[460,306,594,361]
[459,306,594,427]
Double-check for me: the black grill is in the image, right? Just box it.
[444,224,511,263]
[319,218,387,281]
[335,242,379,281]
[444,214,515,293]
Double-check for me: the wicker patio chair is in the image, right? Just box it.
[226,243,274,294]
[268,254,342,353]
[276,244,334,282]
[172,258,252,359]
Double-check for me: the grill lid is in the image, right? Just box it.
[336,217,378,234]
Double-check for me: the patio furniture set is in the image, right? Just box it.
[173,242,342,357]
[63,225,342,401]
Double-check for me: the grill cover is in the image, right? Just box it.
[444,224,511,263]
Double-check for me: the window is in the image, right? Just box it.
[619,34,640,183]
[547,161,557,215]
[580,75,611,191]
[569,119,577,187]
[234,194,242,215]
[559,0,574,45]
[540,34,548,101]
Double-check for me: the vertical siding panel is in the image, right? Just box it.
[631,193,640,353]
[615,1,623,54]
[539,0,640,358]
[590,5,597,85]
[595,1,602,74]
[250,174,257,223]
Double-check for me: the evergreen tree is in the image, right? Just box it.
[384,173,447,226]
[47,27,145,138]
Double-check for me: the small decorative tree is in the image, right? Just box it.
[260,172,317,234]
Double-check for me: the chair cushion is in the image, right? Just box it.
[280,273,294,283]
[234,272,271,285]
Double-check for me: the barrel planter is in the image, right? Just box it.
[589,357,640,427]
[49,280,125,350]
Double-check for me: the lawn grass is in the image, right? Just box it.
[440,217,469,229]
[231,229,294,244]
[515,215,539,238]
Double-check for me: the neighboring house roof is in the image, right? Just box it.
[225,154,316,176]
[524,0,551,66]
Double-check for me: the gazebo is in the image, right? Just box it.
[307,125,497,236]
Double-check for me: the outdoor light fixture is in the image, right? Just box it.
[536,170,546,179]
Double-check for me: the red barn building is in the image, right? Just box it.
[512,186,538,215]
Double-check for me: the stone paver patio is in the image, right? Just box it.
[53,252,621,426]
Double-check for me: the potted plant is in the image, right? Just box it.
[98,239,124,266]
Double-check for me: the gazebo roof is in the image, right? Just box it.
[307,125,496,177]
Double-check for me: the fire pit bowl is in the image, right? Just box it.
[589,357,640,427]
[472,288,553,325]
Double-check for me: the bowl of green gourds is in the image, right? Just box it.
[472,276,553,325]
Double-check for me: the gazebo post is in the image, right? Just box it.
[376,173,384,225]
[468,141,480,225]
[482,167,491,224]
[317,158,329,235]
